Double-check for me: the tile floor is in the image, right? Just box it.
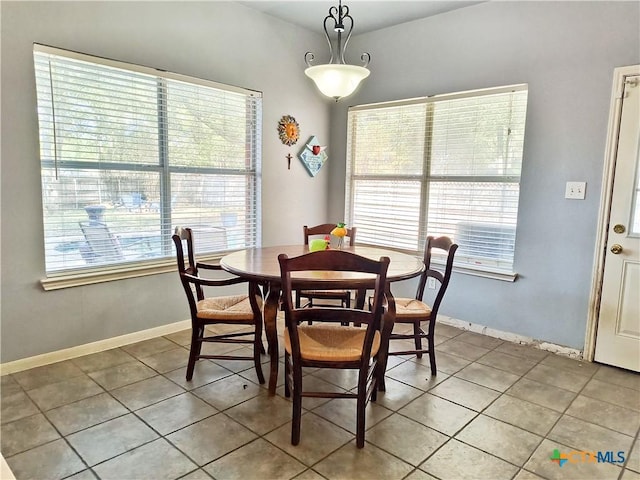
[2,318,640,480]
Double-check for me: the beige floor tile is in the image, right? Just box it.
[192,374,263,410]
[628,437,640,473]
[6,438,86,480]
[12,360,85,391]
[44,392,128,435]
[92,438,197,480]
[411,350,472,375]
[436,339,490,361]
[428,376,500,411]
[265,412,352,466]
[88,361,157,391]
[366,413,448,466]
[164,360,234,390]
[525,363,590,393]
[399,393,477,436]
[312,397,393,434]
[494,343,548,362]
[513,470,546,480]
[66,413,159,466]
[623,469,640,480]
[136,392,217,435]
[1,390,40,425]
[582,378,640,412]
[484,394,561,436]
[139,347,190,374]
[454,362,520,392]
[539,354,600,377]
[204,438,306,480]
[1,413,60,457]
[385,360,449,391]
[26,375,104,411]
[593,365,640,391]
[455,414,542,466]
[476,350,537,376]
[374,377,424,411]
[565,394,640,436]
[420,439,518,480]
[548,415,634,456]
[121,337,178,359]
[71,348,136,374]
[404,469,439,480]
[225,392,294,435]
[167,413,257,465]
[506,377,576,412]
[455,331,504,349]
[314,441,414,480]
[110,375,184,411]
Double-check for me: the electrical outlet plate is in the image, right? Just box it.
[565,181,586,200]
[427,277,437,289]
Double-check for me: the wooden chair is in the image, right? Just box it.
[279,250,389,448]
[388,236,458,375]
[296,224,357,309]
[172,227,265,384]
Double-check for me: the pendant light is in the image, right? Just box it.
[304,1,370,101]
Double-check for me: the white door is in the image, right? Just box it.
[594,68,640,372]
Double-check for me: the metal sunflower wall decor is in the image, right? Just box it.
[278,115,300,146]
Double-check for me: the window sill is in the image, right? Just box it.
[40,255,223,291]
[451,264,517,282]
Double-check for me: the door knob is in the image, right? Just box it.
[610,244,623,254]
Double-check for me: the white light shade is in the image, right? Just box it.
[305,64,370,100]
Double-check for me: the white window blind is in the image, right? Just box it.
[345,85,528,275]
[34,44,262,276]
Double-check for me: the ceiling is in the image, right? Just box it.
[238,1,483,35]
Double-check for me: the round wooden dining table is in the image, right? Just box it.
[220,244,424,394]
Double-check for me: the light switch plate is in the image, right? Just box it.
[565,181,586,200]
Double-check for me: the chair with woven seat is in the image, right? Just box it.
[296,223,357,309]
[172,226,265,384]
[279,249,389,448]
[388,236,458,375]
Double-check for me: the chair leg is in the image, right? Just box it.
[291,364,303,446]
[186,326,202,381]
[356,387,366,448]
[253,320,265,385]
[284,352,291,398]
[413,322,423,358]
[428,335,437,376]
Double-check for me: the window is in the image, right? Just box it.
[345,85,528,277]
[34,45,262,280]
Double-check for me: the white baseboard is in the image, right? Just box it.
[0,314,585,377]
[1,454,16,480]
[0,320,191,376]
[438,315,583,359]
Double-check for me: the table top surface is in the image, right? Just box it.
[220,245,424,286]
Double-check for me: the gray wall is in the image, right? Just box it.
[328,1,640,349]
[0,1,332,362]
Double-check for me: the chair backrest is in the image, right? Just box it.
[172,226,204,306]
[279,250,389,364]
[303,224,357,247]
[79,221,124,262]
[172,226,258,322]
[415,236,458,315]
